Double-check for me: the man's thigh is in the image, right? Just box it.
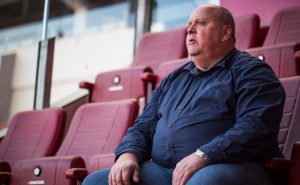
[138,161,173,185]
[82,168,110,185]
[82,161,173,185]
[186,162,272,185]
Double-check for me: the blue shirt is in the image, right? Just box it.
[115,49,285,168]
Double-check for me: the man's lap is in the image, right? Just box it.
[82,161,272,185]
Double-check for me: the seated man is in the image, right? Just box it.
[83,4,285,185]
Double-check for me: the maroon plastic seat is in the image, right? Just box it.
[80,27,187,103]
[277,76,300,158]
[0,108,66,184]
[289,141,300,185]
[262,76,300,185]
[234,14,260,50]
[11,99,139,185]
[263,6,300,47]
[246,6,300,78]
[141,58,189,92]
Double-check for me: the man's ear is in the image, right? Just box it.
[222,25,232,42]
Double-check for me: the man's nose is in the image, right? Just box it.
[187,24,196,34]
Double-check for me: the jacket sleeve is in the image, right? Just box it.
[199,60,286,164]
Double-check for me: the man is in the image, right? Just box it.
[83,4,285,185]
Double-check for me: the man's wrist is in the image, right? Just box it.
[195,149,209,165]
[118,152,139,162]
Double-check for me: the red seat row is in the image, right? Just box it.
[0,100,139,185]
[1,4,300,185]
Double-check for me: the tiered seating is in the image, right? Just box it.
[11,99,138,185]
[234,14,260,50]
[289,141,300,185]
[277,76,300,158]
[246,6,300,78]
[0,108,66,184]
[262,76,300,185]
[80,27,187,103]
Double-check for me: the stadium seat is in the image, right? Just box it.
[277,76,300,158]
[258,76,300,185]
[80,27,187,103]
[141,58,189,89]
[289,141,300,185]
[234,14,260,50]
[0,108,66,184]
[11,99,138,185]
[246,6,300,78]
[263,6,300,46]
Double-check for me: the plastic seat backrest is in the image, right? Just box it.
[263,6,300,46]
[234,14,260,50]
[56,99,139,158]
[0,108,65,166]
[131,27,187,70]
[91,67,152,102]
[278,76,300,159]
[155,58,189,86]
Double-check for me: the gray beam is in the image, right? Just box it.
[0,54,16,123]
[33,38,55,109]
[134,0,153,49]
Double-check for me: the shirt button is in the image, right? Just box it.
[166,144,173,150]
[168,124,172,128]
[177,106,182,110]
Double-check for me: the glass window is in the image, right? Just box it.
[0,0,135,121]
[151,0,220,32]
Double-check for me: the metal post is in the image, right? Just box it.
[42,0,50,41]
[134,0,153,50]
[34,0,54,109]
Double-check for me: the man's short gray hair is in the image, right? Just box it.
[218,6,236,43]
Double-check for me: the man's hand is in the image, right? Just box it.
[172,152,207,185]
[109,153,140,185]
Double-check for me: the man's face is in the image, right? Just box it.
[186,6,225,57]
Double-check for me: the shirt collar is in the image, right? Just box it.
[184,48,237,76]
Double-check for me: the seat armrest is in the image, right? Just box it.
[79,81,94,91]
[140,72,158,85]
[0,161,11,184]
[245,42,300,78]
[65,168,88,181]
[263,158,290,171]
[246,42,300,52]
[65,153,115,183]
[12,156,85,185]
[0,160,11,172]
[0,171,11,184]
[289,141,300,185]
[87,153,115,173]
[79,81,94,102]
[295,50,300,62]
[140,72,158,102]
[263,158,290,185]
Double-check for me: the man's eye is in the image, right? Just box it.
[196,21,206,25]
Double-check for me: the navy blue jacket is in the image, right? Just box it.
[116,49,285,168]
